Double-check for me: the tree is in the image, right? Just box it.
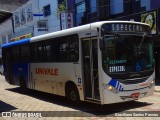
[56,0,67,19]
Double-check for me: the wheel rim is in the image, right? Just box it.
[70,90,77,101]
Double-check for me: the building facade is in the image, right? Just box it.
[0,0,64,60]
[72,0,151,26]
[11,0,60,42]
[0,19,12,58]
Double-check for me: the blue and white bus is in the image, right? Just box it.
[2,21,155,104]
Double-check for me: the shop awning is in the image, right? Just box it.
[0,9,12,23]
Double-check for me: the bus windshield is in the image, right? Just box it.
[101,34,154,79]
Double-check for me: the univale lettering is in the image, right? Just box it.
[35,68,58,76]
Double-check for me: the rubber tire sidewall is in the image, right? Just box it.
[66,85,80,104]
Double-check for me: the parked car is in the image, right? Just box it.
[0,65,4,75]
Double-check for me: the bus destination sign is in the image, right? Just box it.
[102,23,151,34]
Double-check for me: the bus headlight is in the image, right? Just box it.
[102,83,119,93]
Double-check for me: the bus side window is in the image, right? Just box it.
[59,40,69,62]
[12,46,20,62]
[55,35,79,62]
[30,42,43,62]
[35,34,79,63]
[43,40,54,62]
[30,44,35,62]
[20,45,30,62]
[69,39,79,62]
[38,46,43,60]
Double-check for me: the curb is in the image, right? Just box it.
[154,86,160,92]
[154,90,160,92]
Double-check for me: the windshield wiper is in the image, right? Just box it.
[138,33,146,49]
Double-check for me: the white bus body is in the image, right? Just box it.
[2,21,155,104]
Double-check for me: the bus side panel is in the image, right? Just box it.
[30,63,84,98]
[12,63,29,87]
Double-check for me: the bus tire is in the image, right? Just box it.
[19,77,28,93]
[66,83,80,104]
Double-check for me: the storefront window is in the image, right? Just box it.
[76,1,86,26]
[76,2,86,13]
[90,0,97,13]
[110,0,123,15]
[141,0,150,11]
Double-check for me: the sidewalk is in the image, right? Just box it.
[155,78,160,92]
[155,85,160,92]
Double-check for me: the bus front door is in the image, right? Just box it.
[82,38,100,101]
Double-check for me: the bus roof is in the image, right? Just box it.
[2,21,150,48]
[2,38,30,48]
[31,21,150,42]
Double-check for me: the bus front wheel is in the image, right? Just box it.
[66,83,80,104]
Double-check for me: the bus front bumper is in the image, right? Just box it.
[102,85,154,104]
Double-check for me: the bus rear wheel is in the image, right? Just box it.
[19,77,28,93]
[66,84,80,104]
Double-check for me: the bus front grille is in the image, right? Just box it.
[118,76,149,85]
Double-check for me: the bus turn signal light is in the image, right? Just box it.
[102,83,119,93]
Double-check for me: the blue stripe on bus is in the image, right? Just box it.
[108,79,117,88]
[119,85,122,91]
[108,79,124,91]
[2,38,30,48]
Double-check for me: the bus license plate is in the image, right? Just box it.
[131,92,140,99]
